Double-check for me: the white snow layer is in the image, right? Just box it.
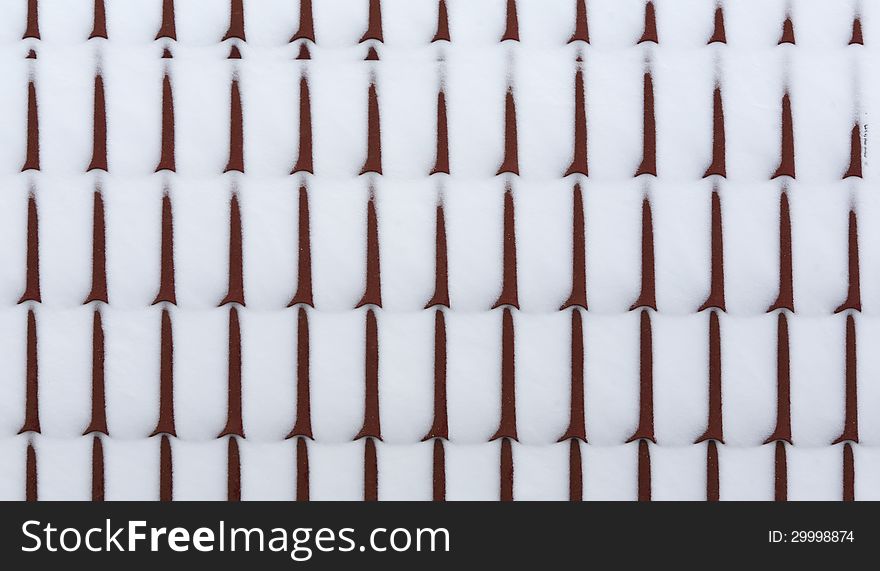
[0,0,876,500]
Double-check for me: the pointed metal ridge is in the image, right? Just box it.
[360,0,384,43]
[26,442,38,501]
[561,183,587,310]
[291,0,316,43]
[425,200,450,309]
[292,74,314,174]
[703,82,726,178]
[360,80,383,175]
[91,435,105,501]
[355,190,382,308]
[706,441,720,501]
[288,185,314,307]
[774,440,787,501]
[834,209,861,313]
[697,189,726,312]
[569,0,589,43]
[635,70,656,177]
[695,311,724,444]
[364,438,379,501]
[222,0,246,41]
[84,190,108,304]
[768,189,794,312]
[568,439,583,501]
[19,309,41,435]
[296,437,310,500]
[432,0,450,42]
[219,307,245,438]
[558,308,586,442]
[364,45,379,61]
[565,61,588,177]
[423,309,449,440]
[151,309,177,437]
[227,436,241,501]
[501,0,519,42]
[84,309,109,436]
[778,13,795,45]
[26,49,37,60]
[491,308,518,441]
[833,314,859,444]
[842,443,855,501]
[19,193,41,304]
[771,91,795,179]
[492,184,519,309]
[287,307,313,439]
[708,3,726,44]
[430,84,450,175]
[630,195,657,311]
[637,1,658,44]
[500,439,515,501]
[156,0,177,40]
[153,192,177,305]
[627,310,656,443]
[24,0,40,40]
[22,80,40,172]
[844,123,862,178]
[227,44,242,59]
[90,0,107,39]
[219,193,246,307]
[637,439,651,501]
[850,16,864,45]
[88,73,108,172]
[295,42,311,61]
[224,78,245,173]
[156,72,176,172]
[354,309,382,440]
[764,311,792,444]
[159,434,173,501]
[432,439,446,501]
[496,85,520,176]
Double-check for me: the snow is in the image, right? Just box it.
[0,0,875,501]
